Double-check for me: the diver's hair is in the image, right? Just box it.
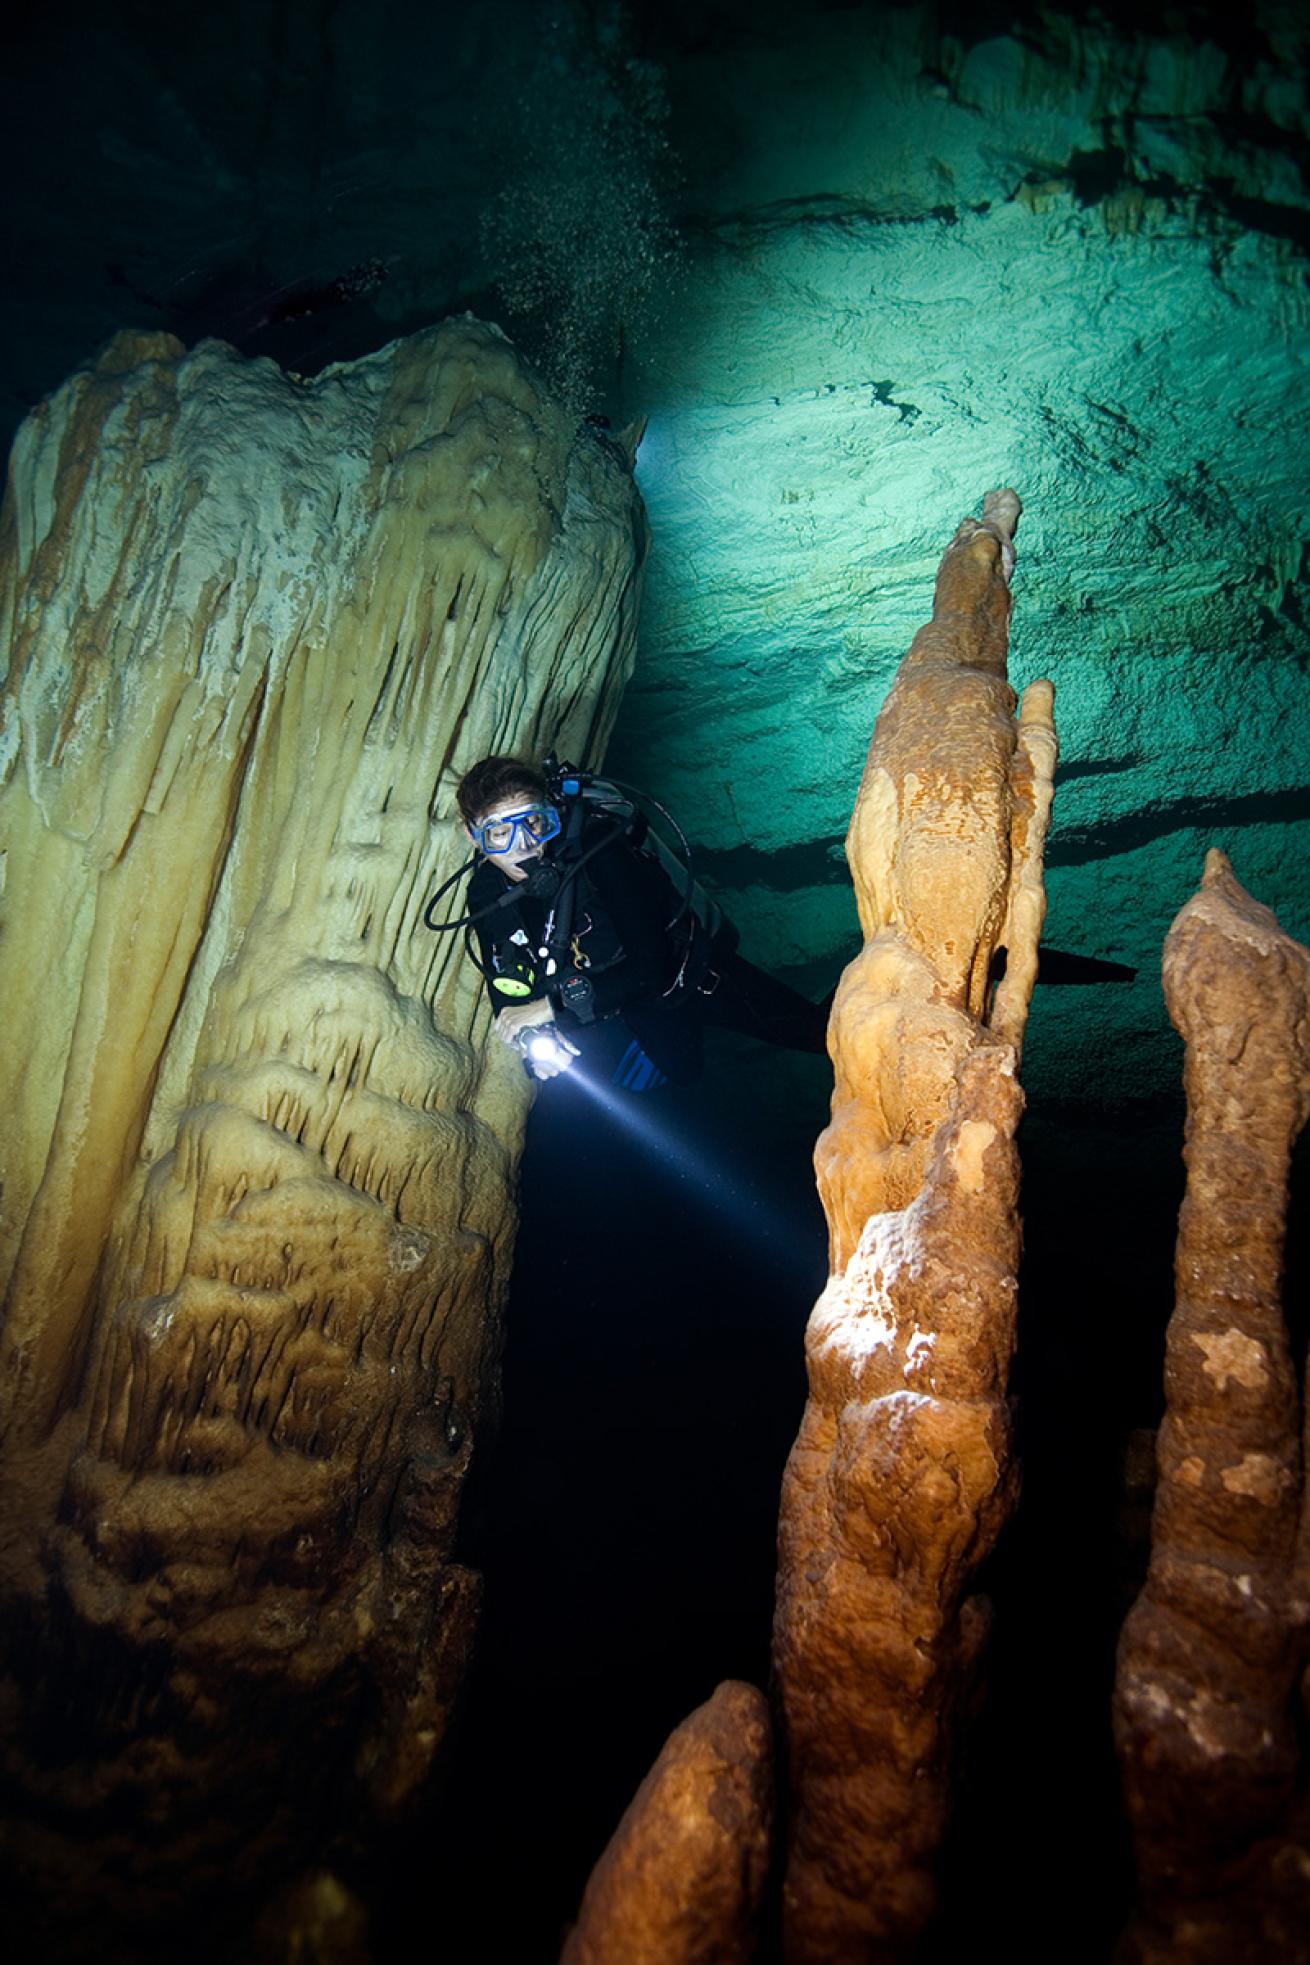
[456,755,549,828]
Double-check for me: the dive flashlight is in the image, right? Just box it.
[515,1023,578,1077]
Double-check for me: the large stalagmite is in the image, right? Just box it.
[0,319,646,1952]
[1113,850,1310,1965]
[772,492,1056,1962]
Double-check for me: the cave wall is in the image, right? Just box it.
[607,3,1309,1125]
[4,4,1306,1132]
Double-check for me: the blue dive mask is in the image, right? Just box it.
[472,803,562,854]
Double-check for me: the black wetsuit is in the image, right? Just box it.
[467,814,827,1087]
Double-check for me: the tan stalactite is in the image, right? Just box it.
[774,491,1057,1963]
[0,318,646,1936]
[560,1681,774,1965]
[1114,850,1310,1965]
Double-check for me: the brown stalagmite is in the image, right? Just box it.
[560,1681,774,1965]
[1114,850,1310,1965]
[773,490,1057,1962]
[0,319,646,1952]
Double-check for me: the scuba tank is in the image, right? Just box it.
[542,756,723,966]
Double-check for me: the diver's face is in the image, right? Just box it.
[468,795,552,882]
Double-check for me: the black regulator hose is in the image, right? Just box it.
[421,832,614,937]
[422,856,480,933]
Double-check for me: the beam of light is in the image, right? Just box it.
[551,1056,824,1280]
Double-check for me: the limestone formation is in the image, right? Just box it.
[819,489,1053,1272]
[773,491,1057,1961]
[560,1681,774,1965]
[0,318,646,1955]
[1114,850,1310,1964]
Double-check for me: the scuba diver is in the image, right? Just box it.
[427,754,829,1088]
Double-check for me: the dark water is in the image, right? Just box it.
[387,1038,827,1958]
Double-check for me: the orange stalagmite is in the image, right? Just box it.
[561,1682,774,1965]
[773,491,1056,1961]
[1114,851,1310,1965]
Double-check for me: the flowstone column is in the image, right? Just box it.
[772,491,1056,1962]
[0,319,646,1955]
[1114,851,1310,1964]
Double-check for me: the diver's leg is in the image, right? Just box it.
[698,952,830,1054]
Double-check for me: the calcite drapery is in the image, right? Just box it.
[773,492,1057,1961]
[1113,850,1310,1964]
[560,1681,774,1965]
[0,319,646,1950]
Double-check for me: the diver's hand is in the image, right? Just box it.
[519,1027,580,1080]
[493,1000,555,1049]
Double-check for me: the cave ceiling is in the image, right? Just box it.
[5,0,1308,1116]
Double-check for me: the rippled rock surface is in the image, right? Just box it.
[0,317,645,1957]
